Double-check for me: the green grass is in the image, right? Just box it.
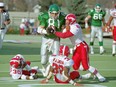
[0,35,116,87]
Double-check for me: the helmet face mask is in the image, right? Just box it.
[59,45,70,57]
[95,4,102,13]
[65,13,76,24]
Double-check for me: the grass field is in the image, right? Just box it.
[0,35,116,87]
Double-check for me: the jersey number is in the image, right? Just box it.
[93,14,102,20]
[52,63,64,74]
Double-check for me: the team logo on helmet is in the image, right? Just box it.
[65,13,76,24]
[59,45,70,57]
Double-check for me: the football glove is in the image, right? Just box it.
[46,26,56,34]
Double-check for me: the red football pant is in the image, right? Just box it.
[113,26,116,41]
[72,41,90,71]
[54,71,80,83]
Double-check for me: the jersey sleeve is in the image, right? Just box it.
[38,12,48,27]
[88,9,94,16]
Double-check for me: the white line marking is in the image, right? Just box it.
[18,84,107,87]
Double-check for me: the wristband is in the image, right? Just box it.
[69,79,74,85]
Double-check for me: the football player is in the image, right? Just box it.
[85,4,106,54]
[53,13,106,82]
[107,4,116,56]
[40,45,91,86]
[10,54,41,80]
[37,4,66,72]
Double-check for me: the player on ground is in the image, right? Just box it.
[49,13,106,82]
[107,4,116,56]
[37,4,66,72]
[10,54,41,80]
[85,4,106,54]
[40,45,91,86]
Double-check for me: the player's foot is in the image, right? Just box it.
[90,51,94,54]
[98,76,106,82]
[112,53,116,56]
[100,49,105,55]
[81,73,91,79]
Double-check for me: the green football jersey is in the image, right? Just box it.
[38,12,66,38]
[88,9,106,27]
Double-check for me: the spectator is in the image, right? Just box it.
[0,2,10,49]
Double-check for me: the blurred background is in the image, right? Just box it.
[0,0,116,35]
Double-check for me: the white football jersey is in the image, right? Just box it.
[49,55,74,81]
[10,67,22,80]
[110,8,116,26]
[63,23,84,45]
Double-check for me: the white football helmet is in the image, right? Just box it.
[59,45,70,57]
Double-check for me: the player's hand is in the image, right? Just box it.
[85,23,89,29]
[40,79,49,84]
[46,26,56,34]
[105,25,112,33]
[73,82,83,86]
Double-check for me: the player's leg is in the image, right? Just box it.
[90,26,96,54]
[52,38,60,55]
[97,27,105,54]
[72,47,81,70]
[88,66,106,82]
[112,26,116,56]
[41,37,49,70]
[0,29,6,49]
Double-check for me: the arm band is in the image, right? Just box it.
[69,79,75,85]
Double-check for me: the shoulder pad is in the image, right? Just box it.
[90,9,94,12]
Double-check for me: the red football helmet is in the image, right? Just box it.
[10,54,24,68]
[59,45,70,57]
[10,60,20,68]
[65,13,76,24]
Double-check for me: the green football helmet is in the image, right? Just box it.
[48,4,60,13]
[94,4,102,13]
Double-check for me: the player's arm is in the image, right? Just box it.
[84,15,91,29]
[55,30,74,38]
[37,14,47,34]
[63,67,81,86]
[102,17,106,26]
[40,66,53,83]
[107,16,113,26]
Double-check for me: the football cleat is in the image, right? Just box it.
[100,49,105,55]
[81,73,92,79]
[98,76,106,82]
[90,51,94,54]
[112,53,116,56]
